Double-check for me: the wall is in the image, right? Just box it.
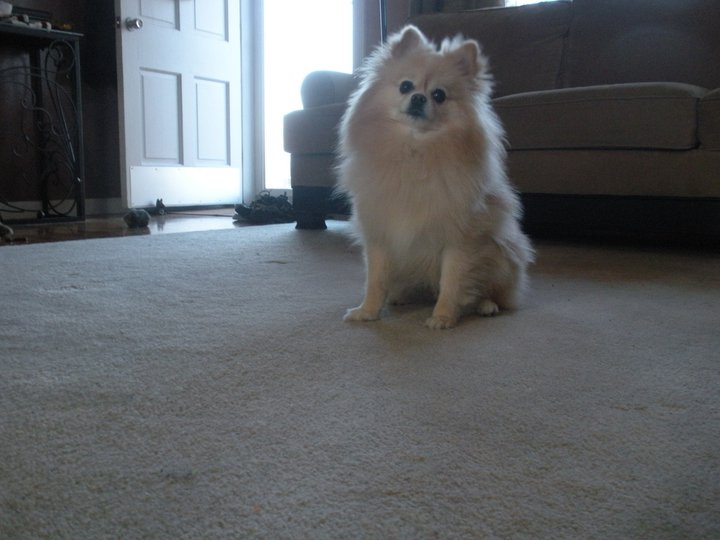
[80,0,121,204]
[358,0,505,59]
[359,0,414,60]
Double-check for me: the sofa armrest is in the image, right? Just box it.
[301,71,357,109]
[699,88,720,151]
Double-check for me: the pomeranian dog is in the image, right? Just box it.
[337,25,534,329]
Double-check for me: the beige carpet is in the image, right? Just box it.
[1,221,718,539]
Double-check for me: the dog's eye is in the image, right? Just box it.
[431,89,446,104]
[399,80,414,94]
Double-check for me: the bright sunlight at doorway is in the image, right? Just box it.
[263,1,353,190]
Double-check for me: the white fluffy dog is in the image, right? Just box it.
[337,26,534,329]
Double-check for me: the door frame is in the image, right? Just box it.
[240,0,265,203]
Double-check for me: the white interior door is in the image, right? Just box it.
[116,0,242,208]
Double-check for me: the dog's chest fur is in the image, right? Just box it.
[352,153,488,278]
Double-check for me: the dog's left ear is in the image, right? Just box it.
[451,40,484,79]
[442,36,484,80]
[390,25,427,58]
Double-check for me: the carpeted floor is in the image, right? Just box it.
[1,221,719,539]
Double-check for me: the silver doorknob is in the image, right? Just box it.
[125,17,143,31]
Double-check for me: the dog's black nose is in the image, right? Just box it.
[408,93,427,118]
[411,94,427,107]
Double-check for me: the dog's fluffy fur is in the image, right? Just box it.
[337,26,534,329]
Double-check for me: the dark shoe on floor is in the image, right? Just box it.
[234,191,295,224]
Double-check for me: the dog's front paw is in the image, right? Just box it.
[344,307,380,323]
[425,315,457,330]
[477,299,500,317]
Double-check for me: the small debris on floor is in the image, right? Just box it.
[123,209,151,228]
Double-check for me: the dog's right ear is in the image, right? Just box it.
[390,25,426,58]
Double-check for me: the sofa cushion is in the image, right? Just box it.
[566,0,720,90]
[699,88,720,151]
[284,103,346,154]
[494,83,705,150]
[407,0,572,98]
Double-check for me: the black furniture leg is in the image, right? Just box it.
[295,211,328,230]
[292,186,330,230]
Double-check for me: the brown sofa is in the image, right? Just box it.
[283,0,720,244]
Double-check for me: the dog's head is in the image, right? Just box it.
[361,26,491,136]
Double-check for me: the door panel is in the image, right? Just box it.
[116,0,241,208]
[196,79,229,164]
[195,0,227,38]
[140,0,177,30]
[141,70,181,162]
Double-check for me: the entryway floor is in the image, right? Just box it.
[0,208,244,246]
